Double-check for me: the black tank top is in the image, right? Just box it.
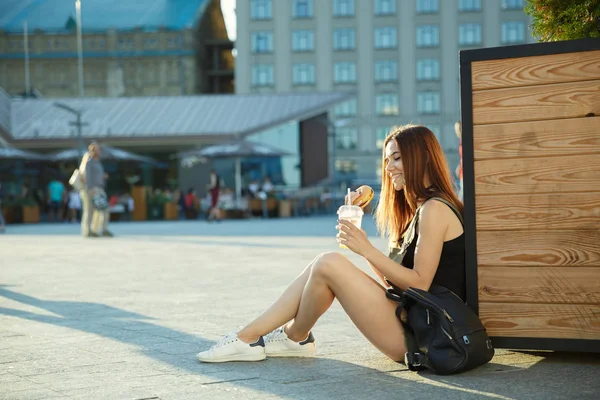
[401,231,465,301]
[387,198,466,301]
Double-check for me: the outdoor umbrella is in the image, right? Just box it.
[177,140,290,199]
[0,146,48,161]
[48,144,157,164]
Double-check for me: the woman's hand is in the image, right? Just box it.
[337,220,375,257]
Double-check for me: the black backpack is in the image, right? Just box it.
[386,285,494,375]
[385,197,494,375]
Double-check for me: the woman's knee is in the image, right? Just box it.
[311,252,348,279]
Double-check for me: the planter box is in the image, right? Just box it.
[131,186,147,221]
[279,199,292,218]
[22,206,40,223]
[460,38,600,352]
[2,206,22,224]
[164,202,178,220]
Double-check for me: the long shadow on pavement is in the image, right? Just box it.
[1,286,597,399]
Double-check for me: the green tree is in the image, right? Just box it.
[525,0,600,41]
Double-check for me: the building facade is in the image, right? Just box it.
[235,0,535,182]
[0,0,233,98]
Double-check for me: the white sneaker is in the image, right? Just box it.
[264,327,316,357]
[196,332,266,363]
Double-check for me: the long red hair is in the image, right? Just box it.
[375,124,463,245]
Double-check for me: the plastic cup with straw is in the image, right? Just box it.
[337,188,364,249]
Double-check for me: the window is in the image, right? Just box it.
[502,21,525,44]
[374,0,396,15]
[375,60,398,82]
[8,40,24,50]
[293,63,315,85]
[143,38,158,49]
[118,38,134,50]
[376,94,399,115]
[416,0,438,14]
[501,0,524,10]
[334,62,357,83]
[417,92,440,114]
[251,0,272,20]
[374,27,397,49]
[251,31,273,53]
[334,99,358,117]
[333,28,356,50]
[333,0,355,16]
[292,30,314,51]
[293,0,313,18]
[459,0,481,11]
[335,159,357,173]
[376,126,391,149]
[416,25,439,47]
[167,36,182,49]
[416,58,440,81]
[84,38,104,50]
[459,23,482,45]
[251,64,274,86]
[336,128,358,149]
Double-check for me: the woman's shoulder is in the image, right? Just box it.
[419,198,460,224]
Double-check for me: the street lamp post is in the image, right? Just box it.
[75,0,84,97]
[53,102,88,160]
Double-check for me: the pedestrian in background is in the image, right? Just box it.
[80,142,113,237]
[47,174,65,222]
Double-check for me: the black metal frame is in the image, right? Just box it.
[459,37,600,353]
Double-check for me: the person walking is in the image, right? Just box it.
[80,142,113,237]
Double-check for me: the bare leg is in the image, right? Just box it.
[237,255,320,343]
[286,252,406,361]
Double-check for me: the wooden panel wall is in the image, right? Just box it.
[470,50,600,341]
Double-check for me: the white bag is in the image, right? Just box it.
[69,169,83,190]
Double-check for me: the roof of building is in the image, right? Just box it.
[0,0,208,34]
[1,90,355,144]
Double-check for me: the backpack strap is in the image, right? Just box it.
[385,288,431,371]
[401,319,431,371]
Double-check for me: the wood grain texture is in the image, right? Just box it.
[473,117,600,160]
[479,303,600,339]
[476,230,600,267]
[472,50,600,90]
[476,192,600,231]
[478,266,600,304]
[472,80,600,125]
[474,154,600,195]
